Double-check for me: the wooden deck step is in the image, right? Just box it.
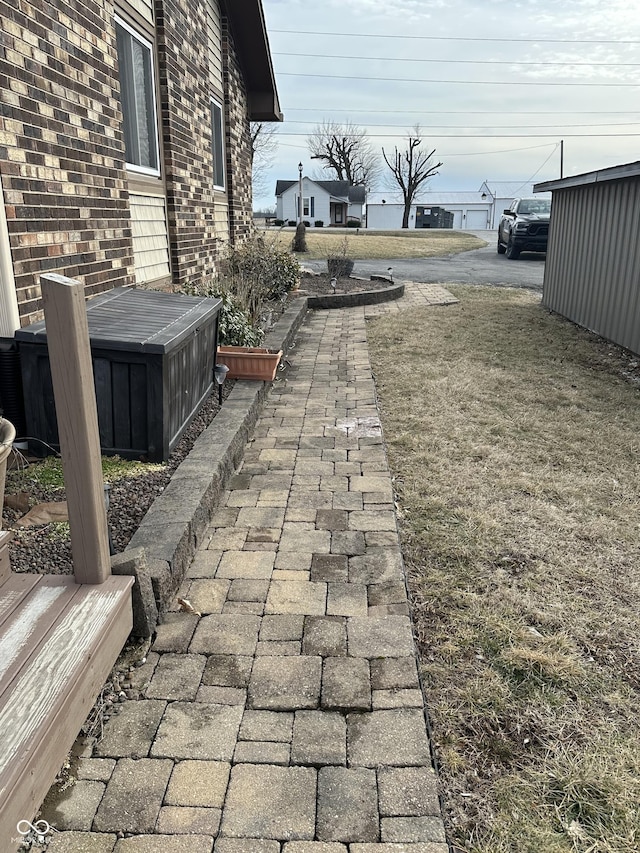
[0,573,133,848]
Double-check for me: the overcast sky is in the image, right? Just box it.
[254,0,640,210]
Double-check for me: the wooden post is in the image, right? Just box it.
[40,274,111,584]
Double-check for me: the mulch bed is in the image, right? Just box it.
[297,271,392,296]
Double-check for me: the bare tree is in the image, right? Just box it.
[250,122,278,200]
[382,127,442,228]
[307,120,380,189]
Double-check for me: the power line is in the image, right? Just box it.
[274,51,640,68]
[276,140,561,157]
[278,71,640,87]
[282,120,640,130]
[283,108,640,115]
[271,28,640,45]
[276,131,640,139]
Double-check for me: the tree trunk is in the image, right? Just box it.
[402,203,411,229]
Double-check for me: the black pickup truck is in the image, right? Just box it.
[497,197,551,259]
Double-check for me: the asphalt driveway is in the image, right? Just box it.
[304,230,546,292]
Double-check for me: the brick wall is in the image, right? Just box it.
[221,13,253,245]
[0,0,135,326]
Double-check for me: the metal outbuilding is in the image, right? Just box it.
[534,161,640,356]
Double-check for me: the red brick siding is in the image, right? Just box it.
[0,0,135,326]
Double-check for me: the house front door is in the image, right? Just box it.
[332,203,344,226]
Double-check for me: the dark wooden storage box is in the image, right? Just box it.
[15,287,221,462]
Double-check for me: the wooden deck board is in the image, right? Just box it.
[0,576,78,703]
[0,574,41,630]
[0,575,133,848]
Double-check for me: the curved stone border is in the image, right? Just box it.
[305,280,404,310]
[114,297,309,632]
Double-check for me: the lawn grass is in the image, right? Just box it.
[265,228,484,260]
[367,285,640,853]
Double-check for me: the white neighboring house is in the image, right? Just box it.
[366,192,492,230]
[275,178,366,226]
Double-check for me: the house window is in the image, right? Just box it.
[210,98,225,190]
[302,197,314,218]
[115,17,160,175]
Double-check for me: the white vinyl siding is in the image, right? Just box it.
[126,0,153,25]
[129,194,171,283]
[214,199,230,243]
[206,0,223,91]
[115,17,160,176]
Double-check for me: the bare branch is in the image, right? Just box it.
[251,122,278,200]
[382,127,442,228]
[307,120,381,189]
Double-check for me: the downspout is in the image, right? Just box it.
[0,173,20,337]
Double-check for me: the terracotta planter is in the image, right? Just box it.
[0,418,16,530]
[216,346,283,382]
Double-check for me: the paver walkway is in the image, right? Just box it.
[46,282,456,853]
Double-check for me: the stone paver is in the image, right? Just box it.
[322,657,371,711]
[49,833,117,853]
[146,653,206,700]
[151,703,243,759]
[248,656,322,710]
[114,837,213,852]
[165,760,230,807]
[58,297,450,851]
[302,616,347,656]
[316,767,379,842]
[291,710,346,766]
[348,709,432,767]
[221,764,316,839]
[95,700,166,758]
[93,758,173,833]
[190,614,261,655]
[41,780,105,831]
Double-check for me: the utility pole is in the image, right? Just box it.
[560,140,564,179]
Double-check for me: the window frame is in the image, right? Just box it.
[115,14,161,177]
[210,96,225,191]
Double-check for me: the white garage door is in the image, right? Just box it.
[466,209,488,229]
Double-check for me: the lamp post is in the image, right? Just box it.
[298,162,303,224]
[214,363,229,405]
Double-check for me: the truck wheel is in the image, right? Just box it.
[505,238,520,260]
[497,236,506,254]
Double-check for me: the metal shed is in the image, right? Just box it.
[534,161,640,355]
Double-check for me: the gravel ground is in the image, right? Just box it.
[4,382,234,575]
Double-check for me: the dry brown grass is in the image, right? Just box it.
[267,228,484,260]
[367,286,640,853]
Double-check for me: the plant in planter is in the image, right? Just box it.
[327,236,355,279]
[179,235,299,381]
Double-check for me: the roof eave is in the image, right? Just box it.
[535,160,640,193]
[225,0,283,123]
